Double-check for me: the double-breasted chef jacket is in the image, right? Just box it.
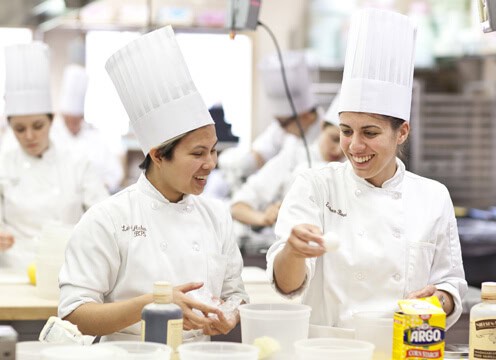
[266,158,467,330]
[0,142,109,270]
[59,173,248,341]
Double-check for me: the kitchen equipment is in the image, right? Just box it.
[239,303,311,359]
[93,341,171,359]
[353,311,394,360]
[178,341,258,360]
[294,338,374,360]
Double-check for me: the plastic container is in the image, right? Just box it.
[308,324,354,339]
[40,345,116,360]
[294,338,375,360]
[178,342,258,360]
[93,341,171,359]
[469,282,496,359]
[16,341,65,360]
[353,311,394,360]
[239,303,311,359]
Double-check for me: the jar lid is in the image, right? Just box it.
[445,344,469,358]
[481,282,496,299]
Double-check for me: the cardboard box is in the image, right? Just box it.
[393,296,446,359]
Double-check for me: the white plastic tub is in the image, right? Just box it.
[16,341,65,360]
[294,338,375,360]
[239,303,311,359]
[353,311,394,360]
[93,341,171,359]
[40,345,116,360]
[178,341,258,360]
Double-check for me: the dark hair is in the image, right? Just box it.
[383,115,408,159]
[7,113,53,122]
[138,136,184,171]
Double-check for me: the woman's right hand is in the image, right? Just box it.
[173,282,221,332]
[283,224,326,259]
[0,231,14,251]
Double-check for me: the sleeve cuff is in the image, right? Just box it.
[435,283,463,330]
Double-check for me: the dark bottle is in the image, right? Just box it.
[141,281,183,360]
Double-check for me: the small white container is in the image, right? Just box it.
[239,303,311,359]
[353,311,394,360]
[294,338,375,360]
[178,342,258,360]
[93,341,171,359]
[40,345,116,360]
[16,341,65,360]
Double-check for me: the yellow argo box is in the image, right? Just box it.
[393,296,446,360]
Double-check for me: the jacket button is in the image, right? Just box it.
[160,242,167,251]
[151,202,159,210]
[392,192,401,200]
[393,231,401,238]
[393,273,401,281]
[192,242,200,252]
[355,189,362,197]
[355,272,365,281]
[184,205,193,212]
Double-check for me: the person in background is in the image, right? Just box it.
[218,51,322,191]
[0,42,109,272]
[267,8,467,335]
[231,95,344,229]
[58,26,248,342]
[51,64,124,193]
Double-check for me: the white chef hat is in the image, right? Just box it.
[323,94,340,126]
[338,8,417,122]
[59,64,88,116]
[105,25,214,155]
[259,51,316,118]
[4,42,52,117]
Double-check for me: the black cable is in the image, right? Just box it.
[257,20,312,168]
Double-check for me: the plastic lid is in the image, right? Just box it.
[481,282,496,299]
[153,281,172,304]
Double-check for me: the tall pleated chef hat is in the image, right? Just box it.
[259,51,316,118]
[59,64,88,116]
[323,94,340,126]
[338,8,417,122]
[4,42,52,117]
[105,25,214,155]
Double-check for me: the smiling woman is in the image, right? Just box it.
[58,25,248,344]
[267,8,467,341]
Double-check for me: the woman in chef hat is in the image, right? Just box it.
[58,26,248,341]
[231,95,344,229]
[267,8,467,334]
[0,42,109,271]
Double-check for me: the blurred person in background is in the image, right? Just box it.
[218,51,322,192]
[0,42,109,272]
[51,64,124,193]
[231,96,344,229]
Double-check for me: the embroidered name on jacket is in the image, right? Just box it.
[325,202,347,217]
[121,225,147,237]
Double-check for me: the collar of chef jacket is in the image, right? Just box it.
[137,172,195,212]
[19,141,58,168]
[347,157,405,193]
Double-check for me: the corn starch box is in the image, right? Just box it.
[393,296,446,360]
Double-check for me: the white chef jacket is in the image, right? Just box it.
[266,159,467,330]
[51,118,124,193]
[231,140,325,212]
[0,142,109,271]
[59,173,249,341]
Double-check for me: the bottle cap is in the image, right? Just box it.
[481,282,496,300]
[153,281,173,303]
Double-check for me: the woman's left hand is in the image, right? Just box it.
[406,284,454,315]
[202,310,239,336]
